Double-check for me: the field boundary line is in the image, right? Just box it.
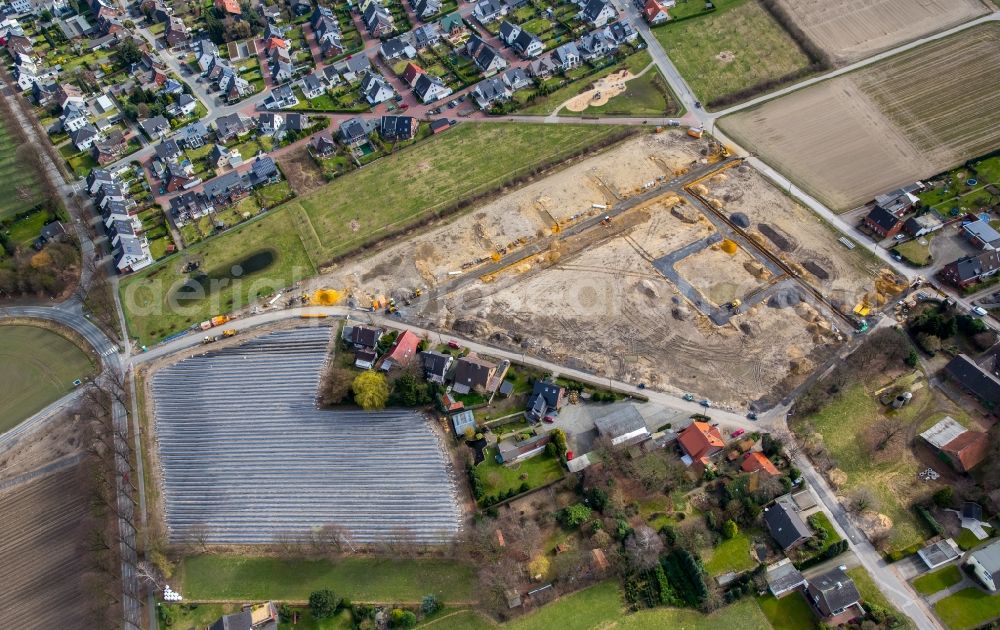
[0,452,84,493]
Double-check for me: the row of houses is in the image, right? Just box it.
[85,168,155,273]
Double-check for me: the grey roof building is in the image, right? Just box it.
[594,405,649,446]
[765,558,806,598]
[944,354,1000,408]
[806,567,862,620]
[763,495,811,551]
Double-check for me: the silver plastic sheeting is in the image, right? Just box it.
[151,327,461,544]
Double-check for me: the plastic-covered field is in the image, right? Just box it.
[151,327,461,544]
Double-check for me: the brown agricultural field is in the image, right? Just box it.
[720,24,1000,210]
[771,0,988,65]
[0,464,93,630]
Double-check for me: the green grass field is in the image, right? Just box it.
[702,532,756,576]
[121,123,632,344]
[893,234,934,266]
[651,0,812,107]
[757,593,819,630]
[934,588,1000,630]
[0,119,45,220]
[808,512,842,552]
[912,564,963,596]
[0,324,96,432]
[279,607,354,629]
[847,568,913,630]
[475,447,564,501]
[178,556,476,603]
[804,381,944,551]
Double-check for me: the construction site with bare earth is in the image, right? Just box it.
[313,131,905,409]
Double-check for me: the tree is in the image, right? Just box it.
[528,554,550,578]
[115,39,143,66]
[722,519,739,540]
[391,370,432,407]
[849,488,876,514]
[557,503,592,528]
[916,332,941,355]
[866,418,905,458]
[624,525,664,571]
[932,487,954,508]
[352,371,389,410]
[321,366,354,406]
[389,608,416,628]
[421,594,443,615]
[308,589,340,619]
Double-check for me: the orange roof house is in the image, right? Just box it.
[642,0,670,25]
[265,36,288,51]
[941,431,989,473]
[742,452,780,477]
[381,330,420,370]
[215,0,242,15]
[677,421,725,468]
[401,62,425,86]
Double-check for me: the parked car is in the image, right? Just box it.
[447,340,461,348]
[682,393,695,401]
[732,428,745,438]
[543,415,554,424]
[700,399,711,408]
[972,306,988,317]
[747,411,758,421]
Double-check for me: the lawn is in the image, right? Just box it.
[285,122,633,264]
[617,598,771,629]
[917,156,1000,217]
[847,567,913,630]
[0,324,96,432]
[159,603,239,629]
[560,66,676,118]
[893,234,934,266]
[119,210,316,344]
[474,447,564,501]
[0,120,45,219]
[956,526,994,551]
[521,51,655,116]
[702,532,756,576]
[757,593,819,630]
[505,581,621,630]
[651,0,814,108]
[912,564,963,596]
[803,380,948,552]
[178,556,475,603]
[934,588,1000,630]
[5,209,51,245]
[808,512,842,550]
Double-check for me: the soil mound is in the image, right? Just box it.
[767,288,803,309]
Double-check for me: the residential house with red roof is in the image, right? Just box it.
[742,452,780,477]
[381,331,421,371]
[677,421,724,471]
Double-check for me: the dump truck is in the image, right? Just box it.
[222,329,237,337]
[688,127,704,139]
[210,315,230,327]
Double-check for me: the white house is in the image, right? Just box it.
[968,540,1000,591]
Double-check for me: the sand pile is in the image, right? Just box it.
[563,69,634,112]
[743,261,771,281]
[671,204,700,223]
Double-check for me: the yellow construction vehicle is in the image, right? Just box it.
[728,299,742,310]
[222,329,237,337]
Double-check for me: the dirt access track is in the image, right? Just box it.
[771,0,989,65]
[721,24,1000,210]
[315,133,873,408]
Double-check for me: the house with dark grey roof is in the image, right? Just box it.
[138,115,171,139]
[863,205,903,239]
[71,124,100,151]
[968,539,1000,591]
[411,23,441,49]
[964,219,1000,251]
[941,251,1000,288]
[552,41,581,70]
[412,0,442,20]
[379,35,415,61]
[412,73,452,103]
[361,72,395,104]
[473,0,506,23]
[765,559,806,598]
[154,138,183,164]
[201,170,248,206]
[452,353,497,394]
[471,76,511,109]
[339,116,376,147]
[310,133,336,157]
[362,1,395,38]
[380,115,417,142]
[343,324,383,349]
[605,19,638,44]
[526,381,564,421]
[943,354,1000,409]
[420,350,453,383]
[501,67,531,91]
[806,567,862,624]
[247,156,279,187]
[86,169,115,195]
[333,55,372,82]
[578,0,616,27]
[763,495,811,551]
[466,35,507,76]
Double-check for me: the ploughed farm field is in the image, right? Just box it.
[720,24,1000,211]
[149,327,462,545]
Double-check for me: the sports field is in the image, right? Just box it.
[121,123,633,344]
[0,325,95,432]
[0,118,45,220]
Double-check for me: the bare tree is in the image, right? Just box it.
[866,418,905,458]
[624,525,664,572]
[849,488,877,514]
